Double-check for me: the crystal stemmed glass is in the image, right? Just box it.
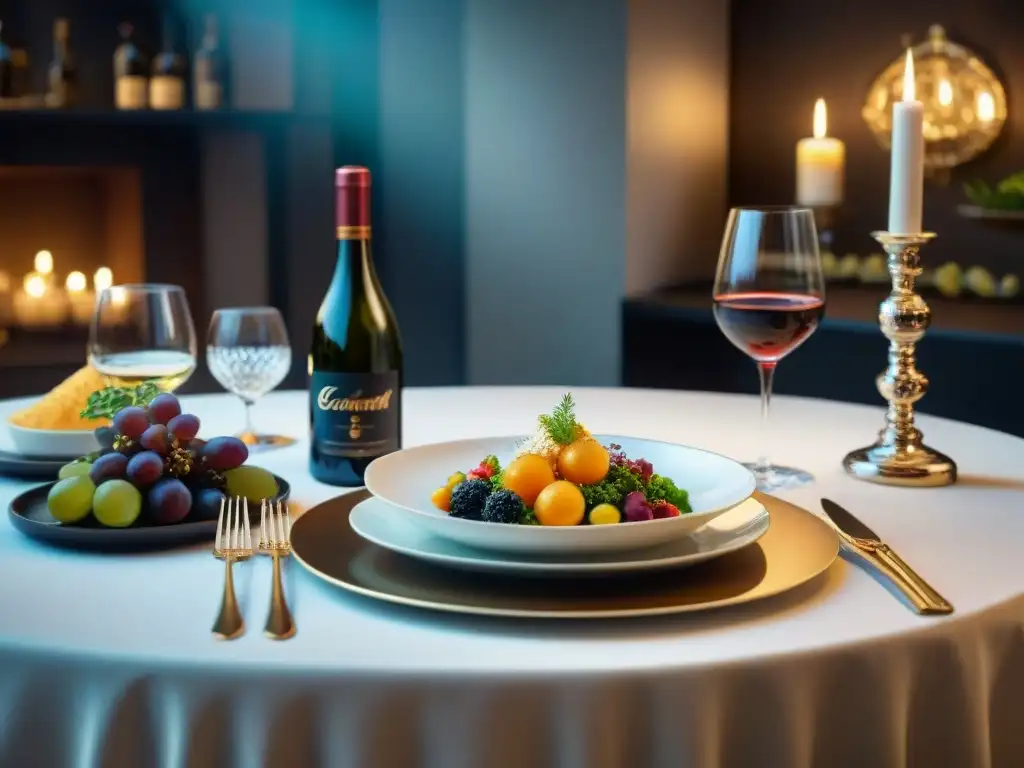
[712,206,826,491]
[88,284,198,392]
[206,307,294,448]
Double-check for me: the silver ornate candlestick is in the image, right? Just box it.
[842,231,958,487]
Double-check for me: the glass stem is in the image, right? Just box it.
[755,362,775,477]
[241,397,255,436]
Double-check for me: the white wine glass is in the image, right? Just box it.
[88,284,198,392]
[206,307,294,448]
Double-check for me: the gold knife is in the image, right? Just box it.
[820,498,953,615]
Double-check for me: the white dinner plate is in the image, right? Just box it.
[349,495,770,576]
[364,434,756,556]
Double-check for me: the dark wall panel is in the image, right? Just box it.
[378,0,465,385]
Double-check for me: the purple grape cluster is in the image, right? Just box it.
[89,392,251,525]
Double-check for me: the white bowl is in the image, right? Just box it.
[364,435,756,555]
[5,422,99,458]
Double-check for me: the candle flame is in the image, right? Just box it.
[902,49,916,102]
[109,285,128,307]
[65,271,87,293]
[812,98,827,139]
[34,250,53,275]
[24,274,46,298]
[977,91,995,122]
[938,79,953,106]
[93,267,113,292]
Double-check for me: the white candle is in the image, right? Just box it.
[888,50,925,234]
[796,98,845,207]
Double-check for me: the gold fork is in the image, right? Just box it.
[259,499,296,640]
[212,496,253,640]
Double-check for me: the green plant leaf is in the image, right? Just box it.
[79,381,162,420]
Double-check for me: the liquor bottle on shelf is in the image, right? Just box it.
[150,13,186,110]
[113,23,148,110]
[47,18,76,108]
[309,167,403,487]
[193,14,227,110]
[0,22,13,99]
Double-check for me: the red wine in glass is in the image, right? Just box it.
[712,206,825,491]
[713,292,825,363]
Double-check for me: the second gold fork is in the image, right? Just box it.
[259,499,296,640]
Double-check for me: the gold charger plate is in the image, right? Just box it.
[290,490,839,619]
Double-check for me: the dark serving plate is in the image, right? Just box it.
[0,449,79,481]
[7,475,290,552]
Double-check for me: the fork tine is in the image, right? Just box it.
[242,497,251,550]
[283,501,291,541]
[260,498,268,547]
[236,497,243,549]
[215,496,226,552]
[235,496,243,550]
[270,498,277,544]
[276,500,285,544]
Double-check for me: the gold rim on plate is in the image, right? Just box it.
[290,490,839,619]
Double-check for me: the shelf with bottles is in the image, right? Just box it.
[820,250,1022,304]
[0,12,316,125]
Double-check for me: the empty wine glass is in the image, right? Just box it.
[206,307,293,448]
[88,284,198,392]
[712,206,826,491]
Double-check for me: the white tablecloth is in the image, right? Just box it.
[2,387,1024,768]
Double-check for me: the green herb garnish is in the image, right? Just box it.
[520,507,539,525]
[80,382,161,420]
[645,474,692,513]
[538,392,580,445]
[579,464,644,510]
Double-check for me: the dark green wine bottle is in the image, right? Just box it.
[309,166,403,486]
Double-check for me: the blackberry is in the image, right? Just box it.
[449,479,491,520]
[482,489,524,524]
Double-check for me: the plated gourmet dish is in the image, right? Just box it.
[45,382,278,528]
[430,394,692,526]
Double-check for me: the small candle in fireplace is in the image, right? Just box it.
[14,272,68,328]
[93,266,113,292]
[65,270,95,325]
[34,250,55,288]
[34,250,53,275]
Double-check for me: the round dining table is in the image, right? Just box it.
[2,386,1023,768]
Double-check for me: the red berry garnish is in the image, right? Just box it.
[651,501,680,519]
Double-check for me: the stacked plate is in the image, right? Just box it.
[352,435,764,576]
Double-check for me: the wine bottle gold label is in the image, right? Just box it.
[336,226,371,240]
[116,76,148,109]
[195,81,222,110]
[310,371,400,459]
[150,76,184,109]
[316,387,393,413]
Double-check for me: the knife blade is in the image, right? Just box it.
[820,498,953,615]
[820,498,881,543]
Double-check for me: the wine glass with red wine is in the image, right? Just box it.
[712,206,825,490]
